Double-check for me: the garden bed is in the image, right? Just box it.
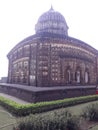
[0,95,98,116]
[1,99,98,129]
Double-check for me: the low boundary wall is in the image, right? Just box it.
[0,83,96,103]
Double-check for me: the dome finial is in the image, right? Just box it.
[49,4,54,11]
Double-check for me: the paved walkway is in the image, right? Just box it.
[0,93,29,104]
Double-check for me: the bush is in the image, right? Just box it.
[0,95,98,116]
[82,103,98,121]
[14,110,81,130]
[66,116,80,130]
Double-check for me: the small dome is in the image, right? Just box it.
[35,6,69,36]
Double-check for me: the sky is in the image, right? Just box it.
[0,0,98,79]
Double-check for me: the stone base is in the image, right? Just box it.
[0,83,97,103]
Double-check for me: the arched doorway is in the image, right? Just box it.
[66,67,71,84]
[85,69,89,83]
[75,67,81,84]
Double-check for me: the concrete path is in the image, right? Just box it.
[0,93,29,104]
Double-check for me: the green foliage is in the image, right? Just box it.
[14,110,80,130]
[66,116,80,130]
[0,95,98,116]
[82,103,98,121]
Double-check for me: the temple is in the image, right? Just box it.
[0,7,98,102]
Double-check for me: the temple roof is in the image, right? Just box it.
[35,7,69,35]
[7,32,98,57]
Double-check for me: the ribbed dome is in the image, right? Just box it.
[35,7,69,36]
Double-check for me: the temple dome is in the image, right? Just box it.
[35,6,69,36]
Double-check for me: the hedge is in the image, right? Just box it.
[82,103,98,121]
[14,110,80,130]
[0,95,98,116]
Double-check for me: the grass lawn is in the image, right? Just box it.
[65,100,98,115]
[90,125,98,130]
[0,106,16,130]
[0,100,98,130]
[39,100,98,116]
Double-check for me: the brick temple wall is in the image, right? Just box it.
[7,34,98,87]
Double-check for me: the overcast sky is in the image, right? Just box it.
[0,0,98,79]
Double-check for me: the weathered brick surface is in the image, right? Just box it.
[0,83,96,102]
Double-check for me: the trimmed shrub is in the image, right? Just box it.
[82,103,98,121]
[66,116,80,130]
[0,95,98,116]
[14,110,81,130]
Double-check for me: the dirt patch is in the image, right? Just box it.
[79,119,98,130]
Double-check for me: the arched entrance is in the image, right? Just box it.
[75,67,81,84]
[84,69,89,84]
[65,67,71,84]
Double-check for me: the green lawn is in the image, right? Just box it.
[39,100,98,116]
[0,100,98,130]
[0,106,16,130]
[65,100,98,115]
[88,124,98,130]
